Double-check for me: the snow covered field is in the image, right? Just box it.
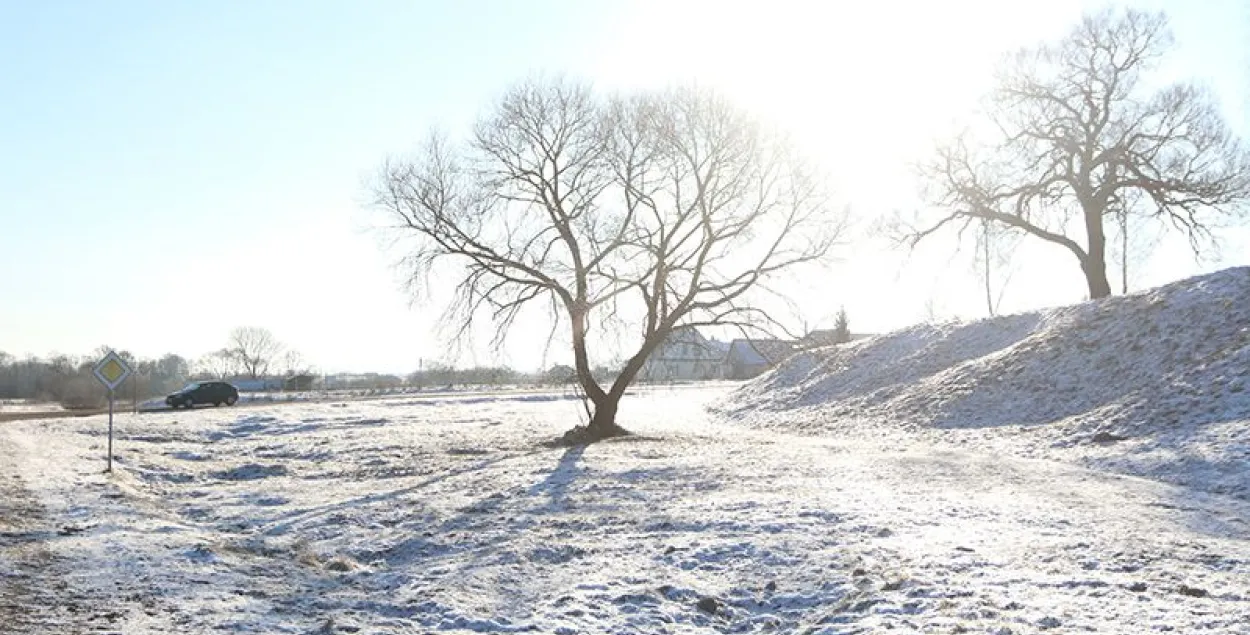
[3,385,1249,633]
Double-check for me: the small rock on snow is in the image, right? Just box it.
[213,463,288,481]
[1091,431,1129,443]
[1177,584,1210,598]
[696,596,722,614]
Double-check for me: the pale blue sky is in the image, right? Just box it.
[1,1,1247,374]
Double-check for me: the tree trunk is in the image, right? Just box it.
[562,330,667,445]
[583,348,649,437]
[1082,254,1112,299]
[568,308,606,405]
[982,223,995,316]
[559,390,628,445]
[587,394,622,435]
[1082,204,1113,299]
[1120,210,1129,294]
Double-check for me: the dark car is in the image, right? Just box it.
[165,381,239,409]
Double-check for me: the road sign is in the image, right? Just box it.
[92,350,132,473]
[93,351,133,392]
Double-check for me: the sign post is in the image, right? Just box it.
[92,351,133,473]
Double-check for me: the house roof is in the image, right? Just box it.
[649,329,730,362]
[801,330,844,348]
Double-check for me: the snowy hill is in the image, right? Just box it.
[718,267,1250,497]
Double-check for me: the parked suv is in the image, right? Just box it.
[165,381,239,409]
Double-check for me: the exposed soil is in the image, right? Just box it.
[0,436,98,633]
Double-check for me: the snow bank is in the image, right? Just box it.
[719,267,1250,497]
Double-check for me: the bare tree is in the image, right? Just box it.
[197,349,237,379]
[225,327,283,379]
[277,349,310,377]
[373,79,842,442]
[922,296,944,323]
[973,220,1020,316]
[912,8,1250,299]
[1106,187,1165,293]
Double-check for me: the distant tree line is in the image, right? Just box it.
[406,363,617,389]
[1,330,614,409]
[0,327,314,409]
[0,348,192,409]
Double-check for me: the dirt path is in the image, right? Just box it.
[1,436,76,632]
[0,433,128,634]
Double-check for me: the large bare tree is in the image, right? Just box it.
[225,327,283,380]
[913,8,1250,299]
[373,80,842,442]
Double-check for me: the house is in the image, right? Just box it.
[639,329,730,382]
[723,339,798,380]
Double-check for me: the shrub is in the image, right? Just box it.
[59,376,106,410]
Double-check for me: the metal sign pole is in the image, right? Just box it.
[93,350,132,474]
[107,389,114,473]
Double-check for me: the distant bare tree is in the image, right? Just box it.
[912,8,1250,299]
[225,327,283,379]
[373,79,842,442]
[197,349,237,379]
[277,349,310,377]
[92,346,135,366]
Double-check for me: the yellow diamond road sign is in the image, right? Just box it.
[100,360,125,383]
[93,351,133,392]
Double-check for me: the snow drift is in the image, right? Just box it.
[719,267,1250,496]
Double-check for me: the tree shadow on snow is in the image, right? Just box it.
[1120,452,1250,541]
[527,445,586,510]
[260,448,549,537]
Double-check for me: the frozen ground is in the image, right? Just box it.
[720,267,1250,500]
[0,399,63,414]
[3,386,1248,633]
